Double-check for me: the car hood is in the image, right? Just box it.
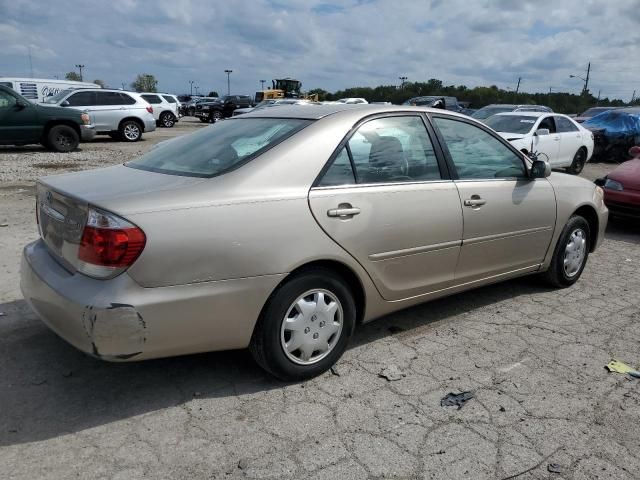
[39,164,210,215]
[608,158,640,190]
[36,103,82,120]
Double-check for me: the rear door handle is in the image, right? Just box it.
[327,204,361,218]
[463,197,486,207]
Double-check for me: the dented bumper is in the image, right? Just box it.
[20,240,285,361]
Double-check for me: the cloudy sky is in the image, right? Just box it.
[1,0,638,101]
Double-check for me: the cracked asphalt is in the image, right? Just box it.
[1,123,640,479]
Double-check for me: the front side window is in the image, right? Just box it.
[0,90,16,108]
[537,116,556,133]
[555,116,579,133]
[127,118,311,177]
[66,91,96,106]
[434,117,526,180]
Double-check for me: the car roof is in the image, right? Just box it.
[493,111,554,118]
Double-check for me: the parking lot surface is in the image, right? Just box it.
[1,122,639,479]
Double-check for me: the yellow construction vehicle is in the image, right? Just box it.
[255,78,318,103]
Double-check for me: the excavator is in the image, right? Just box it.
[254,78,318,103]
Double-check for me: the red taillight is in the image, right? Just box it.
[79,226,145,267]
[146,106,153,114]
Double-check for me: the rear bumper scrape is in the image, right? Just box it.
[81,303,146,360]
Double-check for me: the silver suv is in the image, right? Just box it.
[42,89,156,141]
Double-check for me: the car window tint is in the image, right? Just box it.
[162,95,177,103]
[118,93,136,105]
[348,116,441,184]
[537,116,556,133]
[141,94,162,104]
[318,148,356,187]
[0,90,16,108]
[94,91,123,106]
[434,117,526,180]
[555,116,579,133]
[66,91,96,106]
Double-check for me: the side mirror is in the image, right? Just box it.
[15,99,28,109]
[535,128,550,136]
[629,146,640,158]
[530,159,551,178]
[60,100,70,107]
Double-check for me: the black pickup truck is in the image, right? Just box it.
[195,95,253,122]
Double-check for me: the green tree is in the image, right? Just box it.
[207,91,219,97]
[131,74,158,93]
[93,79,105,88]
[65,71,82,81]
[307,88,330,101]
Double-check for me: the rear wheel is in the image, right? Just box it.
[119,120,142,142]
[47,125,79,152]
[567,148,587,175]
[160,111,175,128]
[209,110,223,123]
[542,215,590,287]
[250,268,356,381]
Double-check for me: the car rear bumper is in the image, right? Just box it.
[80,125,96,142]
[143,117,156,133]
[20,239,284,361]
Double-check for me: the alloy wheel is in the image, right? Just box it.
[563,228,587,277]
[124,123,140,141]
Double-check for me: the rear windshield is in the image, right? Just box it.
[127,118,311,177]
[471,106,514,120]
[484,115,537,134]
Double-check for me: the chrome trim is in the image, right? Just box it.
[464,226,553,245]
[310,179,453,191]
[369,240,461,261]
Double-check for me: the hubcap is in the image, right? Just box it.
[280,289,343,365]
[563,228,587,277]
[163,115,174,127]
[56,133,71,147]
[124,124,140,140]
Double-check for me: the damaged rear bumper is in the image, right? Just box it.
[20,240,285,361]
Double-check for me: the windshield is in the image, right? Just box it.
[127,118,311,177]
[44,89,73,104]
[471,106,514,120]
[484,115,537,134]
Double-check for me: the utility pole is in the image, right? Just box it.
[75,64,85,81]
[583,62,590,95]
[632,90,637,104]
[189,80,194,96]
[514,77,521,101]
[225,69,233,95]
[260,79,266,90]
[597,90,601,105]
[398,76,407,89]
[28,46,33,77]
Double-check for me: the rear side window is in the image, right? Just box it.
[67,91,96,106]
[141,94,162,104]
[162,95,177,103]
[555,116,579,133]
[0,90,17,108]
[127,118,311,177]
[95,91,127,106]
[434,117,526,180]
[319,149,355,186]
[118,93,136,105]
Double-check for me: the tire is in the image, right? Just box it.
[250,268,356,381]
[209,110,223,123]
[119,120,142,142]
[199,117,209,123]
[160,111,175,128]
[541,215,590,288]
[567,148,587,175]
[47,125,79,152]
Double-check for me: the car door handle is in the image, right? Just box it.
[327,204,361,218]
[463,197,486,207]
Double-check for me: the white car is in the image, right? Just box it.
[140,93,179,128]
[160,94,182,118]
[485,112,594,174]
[336,97,368,104]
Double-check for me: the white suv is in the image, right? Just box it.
[42,89,156,142]
[160,94,182,118]
[140,93,179,128]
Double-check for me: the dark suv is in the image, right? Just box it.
[0,85,95,152]
[195,95,253,122]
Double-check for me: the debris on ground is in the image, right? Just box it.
[330,366,341,377]
[440,391,474,409]
[388,325,405,334]
[379,365,406,381]
[0,223,8,227]
[547,463,563,474]
[237,459,249,470]
[605,359,640,378]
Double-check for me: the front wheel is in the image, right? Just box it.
[250,269,356,381]
[209,110,223,123]
[119,120,142,142]
[567,148,587,175]
[47,125,79,152]
[541,215,590,288]
[160,112,175,128]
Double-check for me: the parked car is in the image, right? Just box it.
[0,77,101,103]
[21,104,608,380]
[583,108,640,162]
[0,85,95,152]
[403,96,462,112]
[161,94,182,118]
[184,97,216,116]
[41,88,156,142]
[595,146,640,219]
[485,112,594,174]
[195,95,253,122]
[472,104,553,121]
[140,93,179,128]
[574,106,621,123]
[232,99,316,116]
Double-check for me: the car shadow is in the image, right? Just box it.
[0,276,549,447]
[0,146,85,154]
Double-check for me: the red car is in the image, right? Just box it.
[596,146,640,218]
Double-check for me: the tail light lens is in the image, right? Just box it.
[146,106,153,114]
[77,207,146,279]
